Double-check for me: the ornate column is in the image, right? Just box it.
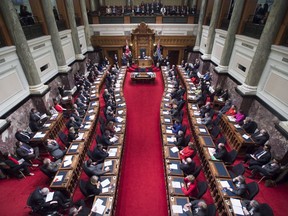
[0,0,48,95]
[193,0,207,51]
[80,0,93,51]
[41,0,71,73]
[237,0,288,95]
[215,0,245,73]
[65,0,85,60]
[201,0,222,60]
[90,0,96,11]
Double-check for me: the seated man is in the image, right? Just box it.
[69,199,90,216]
[46,139,66,160]
[201,112,212,127]
[101,130,114,147]
[15,141,39,163]
[15,129,33,144]
[251,129,270,146]
[174,130,185,148]
[249,158,281,179]
[213,143,228,161]
[225,175,247,198]
[84,159,110,177]
[180,158,196,176]
[184,200,207,216]
[243,144,272,168]
[91,144,109,162]
[86,175,101,196]
[29,187,71,213]
[66,117,81,131]
[241,200,260,216]
[242,117,258,134]
[42,158,61,176]
[199,102,211,118]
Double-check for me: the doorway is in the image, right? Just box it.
[168,50,180,66]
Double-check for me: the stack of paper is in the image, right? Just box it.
[71,145,78,150]
[34,132,46,138]
[109,136,118,143]
[76,133,84,140]
[108,148,117,156]
[199,128,206,133]
[91,199,106,214]
[192,107,197,110]
[43,123,51,128]
[163,111,169,115]
[104,160,112,167]
[116,98,121,102]
[208,148,216,156]
[53,175,63,182]
[172,181,181,188]
[170,147,179,153]
[63,155,73,167]
[116,117,124,123]
[84,124,91,129]
[234,124,241,128]
[220,180,230,188]
[88,109,94,113]
[118,110,124,115]
[89,115,95,120]
[172,205,183,214]
[45,192,55,202]
[167,137,176,142]
[164,98,169,101]
[166,129,173,134]
[242,134,250,139]
[228,116,236,122]
[169,163,178,170]
[230,198,244,215]
[164,118,171,123]
[114,127,121,132]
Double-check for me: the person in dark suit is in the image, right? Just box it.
[226,175,247,197]
[67,127,78,144]
[243,144,272,168]
[213,143,228,161]
[86,176,101,196]
[92,144,109,162]
[180,158,196,176]
[66,117,81,131]
[249,158,281,179]
[46,139,66,160]
[242,117,258,134]
[241,200,260,216]
[174,130,185,147]
[199,102,211,118]
[84,159,110,177]
[184,200,207,216]
[251,129,269,146]
[42,158,61,175]
[101,130,113,147]
[15,141,39,162]
[15,129,33,144]
[68,199,90,216]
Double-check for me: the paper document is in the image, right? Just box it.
[45,192,54,202]
[88,110,94,113]
[89,115,95,120]
[101,178,111,188]
[104,160,113,167]
[242,134,250,139]
[54,175,63,182]
[170,147,179,153]
[64,155,73,161]
[172,205,183,214]
[110,136,118,143]
[63,160,72,167]
[234,124,241,128]
[115,94,120,97]
[43,123,51,128]
[232,206,244,215]
[92,203,105,214]
[208,148,216,156]
[199,128,206,133]
[90,94,96,97]
[40,114,47,120]
[164,118,171,123]
[228,116,236,122]
[118,110,124,115]
[170,164,178,170]
[172,181,181,188]
[163,111,169,115]
[230,198,242,207]
[164,98,169,101]
[220,181,230,188]
[167,137,176,143]
[108,148,117,156]
[102,187,109,193]
[194,111,200,116]
[84,125,91,129]
[192,106,198,109]
[71,145,78,150]
[34,132,46,138]
[166,129,173,134]
[76,133,84,140]
[116,117,124,122]
[114,127,121,132]
[116,98,121,102]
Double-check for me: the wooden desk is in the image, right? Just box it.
[113,124,126,134]
[161,115,173,125]
[107,146,122,159]
[209,161,230,179]
[213,96,226,110]
[169,196,192,216]
[161,124,174,135]
[50,170,74,196]
[164,146,181,160]
[91,196,114,216]
[136,58,153,67]
[130,72,156,81]
[102,159,119,176]
[167,176,185,196]
[162,134,177,146]
[60,155,80,171]
[165,159,184,177]
[99,175,118,196]
[66,142,86,163]
[198,136,216,148]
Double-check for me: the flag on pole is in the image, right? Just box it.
[156,39,162,61]
[125,39,131,57]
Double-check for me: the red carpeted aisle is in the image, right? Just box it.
[115,67,168,216]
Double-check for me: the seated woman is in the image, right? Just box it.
[179,142,196,162]
[226,175,247,197]
[225,104,237,116]
[181,175,198,197]
[234,109,245,124]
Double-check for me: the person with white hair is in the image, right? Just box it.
[241,199,260,216]
[184,199,207,216]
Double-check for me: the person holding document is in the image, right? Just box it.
[183,199,207,216]
[241,200,260,216]
[226,175,247,197]
[243,144,272,168]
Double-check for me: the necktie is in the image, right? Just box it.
[256,151,266,159]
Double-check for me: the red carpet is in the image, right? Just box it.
[115,67,168,216]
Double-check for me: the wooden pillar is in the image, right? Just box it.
[56,0,70,29]
[237,0,257,34]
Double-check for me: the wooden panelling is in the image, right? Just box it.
[238,0,257,34]
[29,0,48,35]
[217,0,230,29]
[204,0,214,25]
[56,0,70,29]
[0,12,13,46]
[73,0,83,26]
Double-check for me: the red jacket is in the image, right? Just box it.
[180,147,195,160]
[181,178,198,197]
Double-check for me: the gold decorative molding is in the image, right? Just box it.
[155,36,196,47]
[91,36,131,47]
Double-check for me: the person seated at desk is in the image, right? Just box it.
[101,130,114,147]
[181,175,198,197]
[180,158,196,176]
[226,175,247,197]
[106,106,116,122]
[86,176,101,196]
[73,104,85,117]
[225,104,237,116]
[251,129,270,147]
[75,98,87,110]
[219,89,229,101]
[180,142,196,161]
[15,141,39,164]
[172,120,182,134]
[248,158,280,179]
[15,129,33,144]
[49,106,58,115]
[53,100,67,113]
[29,187,71,212]
[184,200,207,216]
[174,130,186,148]
[46,139,66,160]
[234,109,245,124]
[241,199,260,216]
[243,144,272,168]
[201,112,212,127]
[199,102,211,118]
[3,152,34,176]
[84,159,110,177]
[69,199,90,216]
[242,117,258,134]
[67,127,78,144]
[70,109,83,124]
[29,108,46,132]
[42,158,61,175]
[92,144,109,162]
[66,117,81,131]
[105,121,116,135]
[218,100,232,116]
[213,143,228,161]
